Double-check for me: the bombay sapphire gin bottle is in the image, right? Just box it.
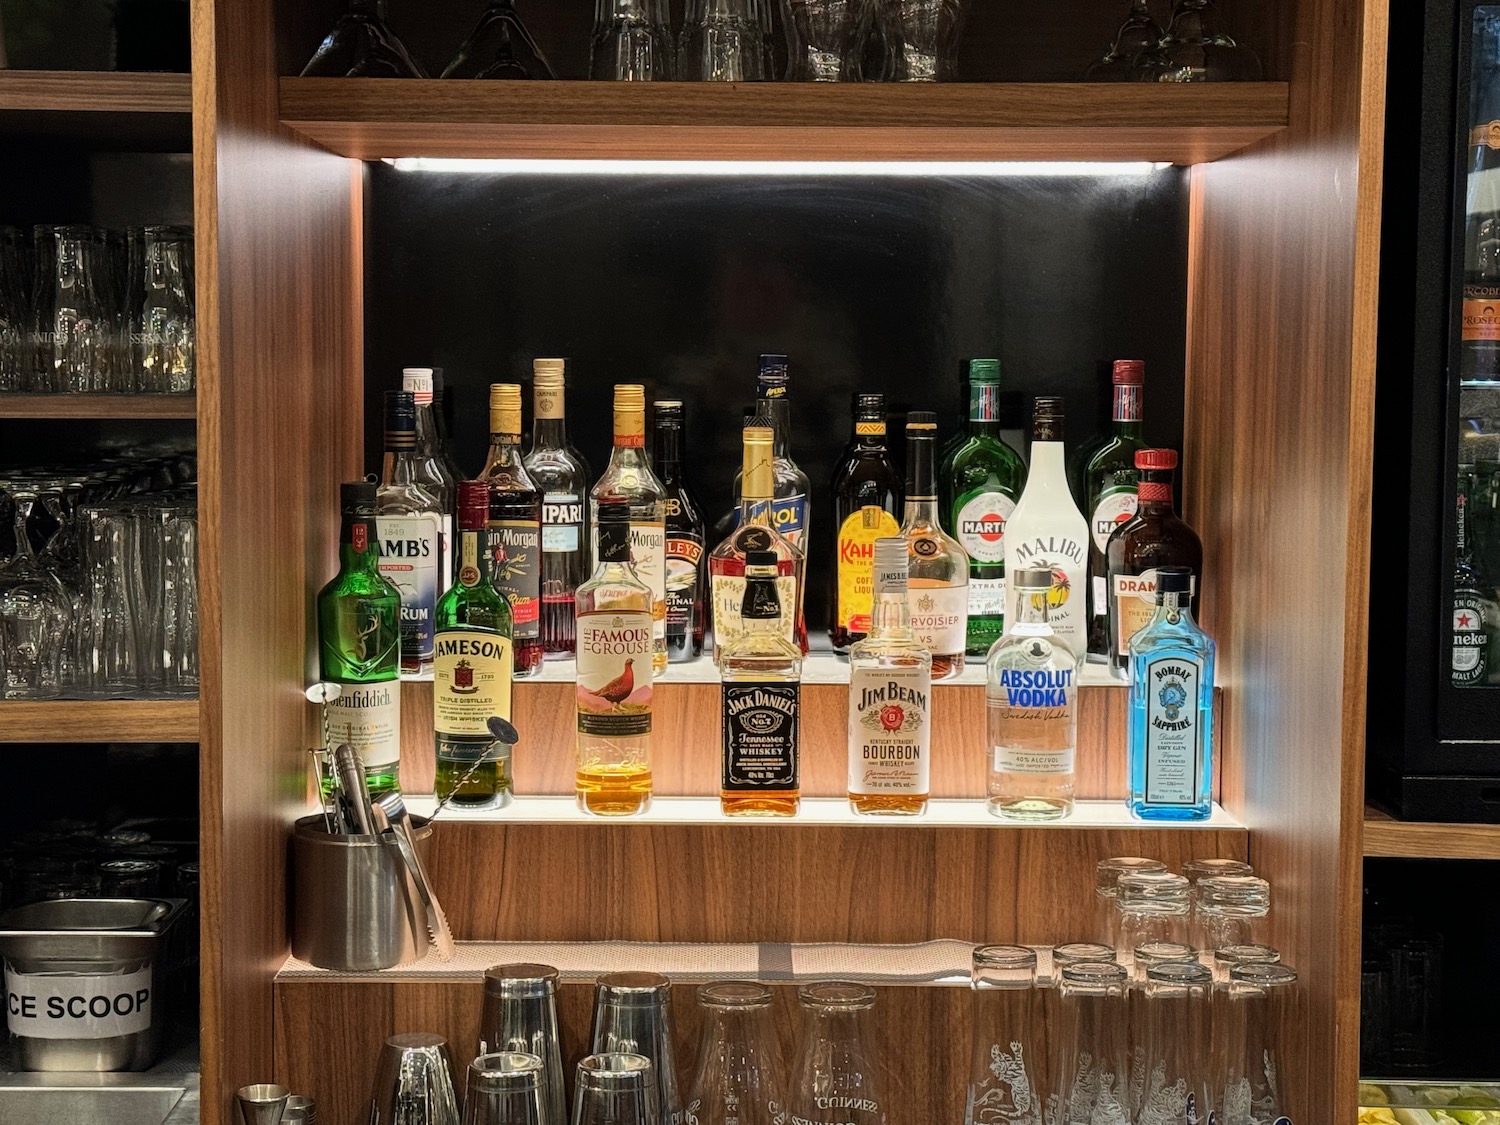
[1127,566,1215,821]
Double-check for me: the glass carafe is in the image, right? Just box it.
[137,226,195,394]
[33,225,108,394]
[686,982,786,1125]
[444,1,557,79]
[300,0,427,77]
[0,489,72,699]
[790,982,887,1125]
[680,0,766,80]
[964,946,1042,1125]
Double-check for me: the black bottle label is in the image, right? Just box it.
[722,683,800,792]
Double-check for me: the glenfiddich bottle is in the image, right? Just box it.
[654,400,706,663]
[524,359,590,659]
[477,384,544,677]
[1080,360,1148,658]
[376,390,444,678]
[1104,449,1203,677]
[829,393,902,653]
[434,481,515,810]
[317,481,402,795]
[900,412,969,680]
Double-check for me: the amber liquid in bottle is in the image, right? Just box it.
[829,393,903,653]
[575,763,655,814]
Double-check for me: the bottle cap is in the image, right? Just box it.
[742,426,775,501]
[967,358,1000,383]
[853,392,885,418]
[384,391,416,450]
[489,383,523,437]
[613,384,647,446]
[1032,396,1065,442]
[654,399,683,422]
[1136,448,1179,471]
[1155,565,1192,595]
[906,411,937,431]
[533,358,566,382]
[533,360,565,418]
[1112,359,1145,385]
[341,481,378,514]
[430,366,445,395]
[457,480,488,529]
[1013,567,1055,591]
[872,537,908,588]
[746,550,777,568]
[401,368,434,405]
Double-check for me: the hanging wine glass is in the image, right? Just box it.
[300,0,428,78]
[1155,0,1262,82]
[1084,1,1163,81]
[443,1,557,79]
[0,488,72,699]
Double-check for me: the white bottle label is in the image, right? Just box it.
[1143,656,1203,806]
[6,966,153,1040]
[848,667,931,795]
[968,577,1007,617]
[1005,535,1087,657]
[326,683,401,769]
[956,493,1017,563]
[542,493,583,553]
[376,514,441,665]
[1090,490,1139,554]
[990,668,1076,775]
[908,583,967,655]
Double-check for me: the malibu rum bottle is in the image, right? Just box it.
[477,383,544,677]
[575,501,655,816]
[590,385,669,673]
[377,390,443,678]
[1080,360,1148,658]
[433,481,514,809]
[318,481,402,794]
[524,358,591,659]
[900,412,969,680]
[654,400,706,663]
[848,537,931,816]
[730,354,812,550]
[829,393,902,653]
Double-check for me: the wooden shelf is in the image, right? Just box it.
[279,79,1291,165]
[1363,804,1500,860]
[0,699,199,743]
[0,394,196,420]
[0,71,192,115]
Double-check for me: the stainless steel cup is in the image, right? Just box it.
[370,1033,461,1125]
[283,1094,319,1123]
[290,814,432,971]
[480,964,567,1125]
[464,1051,545,1125]
[590,973,682,1125]
[235,1084,290,1125]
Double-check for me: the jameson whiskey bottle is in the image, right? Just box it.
[829,393,902,653]
[1081,360,1148,658]
[1104,449,1203,677]
[402,367,457,587]
[524,358,590,659]
[590,385,669,673]
[433,481,514,810]
[719,550,802,817]
[477,383,544,677]
[900,412,969,680]
[945,360,1025,657]
[730,354,811,550]
[377,390,443,678]
[654,400,706,663]
[318,481,402,794]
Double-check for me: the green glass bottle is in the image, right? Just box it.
[317,481,403,795]
[1082,360,1148,658]
[434,480,515,809]
[936,360,973,508]
[945,360,1026,657]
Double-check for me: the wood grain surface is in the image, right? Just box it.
[0,699,198,742]
[0,70,192,113]
[0,393,197,419]
[1362,805,1500,860]
[279,79,1290,164]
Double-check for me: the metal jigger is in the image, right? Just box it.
[235,1083,290,1125]
[369,1033,461,1125]
[590,973,683,1125]
[283,1095,319,1124]
[480,964,566,1125]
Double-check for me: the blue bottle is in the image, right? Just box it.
[1128,565,1215,820]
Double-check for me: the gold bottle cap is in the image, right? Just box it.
[533,359,565,420]
[489,383,523,437]
[613,384,646,447]
[741,425,774,502]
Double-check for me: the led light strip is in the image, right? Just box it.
[386,157,1171,177]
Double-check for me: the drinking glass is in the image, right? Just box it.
[1153,0,1262,82]
[789,982,887,1125]
[480,964,567,1125]
[1181,857,1253,886]
[686,981,786,1125]
[782,0,872,81]
[465,1052,546,1125]
[301,0,428,77]
[1127,941,1198,1116]
[1215,963,1297,1125]
[0,488,72,698]
[0,227,27,392]
[33,225,109,394]
[1052,962,1129,1125]
[443,1,557,79]
[1084,0,1164,81]
[1094,857,1166,946]
[153,503,198,696]
[964,946,1042,1125]
[82,505,141,696]
[591,973,683,1125]
[369,1033,462,1125]
[874,0,969,82]
[1193,875,1269,953]
[680,0,767,81]
[590,0,675,80]
[573,1054,658,1125]
[137,226,195,394]
[1115,871,1191,959]
[1138,962,1211,1125]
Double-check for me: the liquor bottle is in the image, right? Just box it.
[376,390,443,678]
[730,354,811,550]
[575,501,655,816]
[900,412,969,680]
[719,549,801,817]
[1127,566,1215,821]
[1453,475,1493,686]
[317,481,402,794]
[985,567,1077,821]
[590,385,668,674]
[848,537,931,816]
[945,360,1026,657]
[654,400,706,663]
[402,367,457,587]
[1080,360,1148,658]
[829,393,903,653]
[1003,397,1089,664]
[1104,449,1203,677]
[710,426,806,658]
[477,384,544,678]
[430,367,467,489]
[433,481,514,810]
[524,359,591,659]
[1464,15,1500,381]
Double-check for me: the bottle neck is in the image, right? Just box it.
[1028,437,1067,481]
[1136,470,1177,515]
[1111,380,1143,437]
[486,431,524,466]
[1458,487,1473,565]
[654,425,684,484]
[869,586,914,639]
[532,416,569,451]
[340,512,381,574]
[382,443,421,487]
[457,527,483,587]
[1150,591,1193,627]
[1012,588,1053,633]
[905,433,938,522]
[741,575,783,629]
[760,398,792,458]
[432,392,455,448]
[850,418,887,452]
[968,383,1001,436]
[412,404,441,456]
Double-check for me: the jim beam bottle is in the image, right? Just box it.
[829,393,903,653]
[477,383,544,677]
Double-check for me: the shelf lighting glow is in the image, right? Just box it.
[386,157,1171,177]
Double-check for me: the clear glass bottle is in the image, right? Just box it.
[1127,565,1215,820]
[1094,857,1167,948]
[524,359,591,661]
[574,502,655,817]
[789,982,887,1125]
[900,411,969,680]
[719,550,801,817]
[1193,875,1270,954]
[686,982,786,1125]
[1003,397,1089,664]
[847,537,931,816]
[1138,962,1211,1125]
[1052,962,1131,1125]
[430,368,468,489]
[964,945,1043,1125]
[403,367,457,588]
[1116,872,1191,957]
[829,393,902,653]
[1080,360,1147,659]
[478,384,545,678]
[590,385,668,673]
[377,390,444,678]
[985,566,1077,821]
[589,0,675,80]
[434,481,515,811]
[654,400,707,663]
